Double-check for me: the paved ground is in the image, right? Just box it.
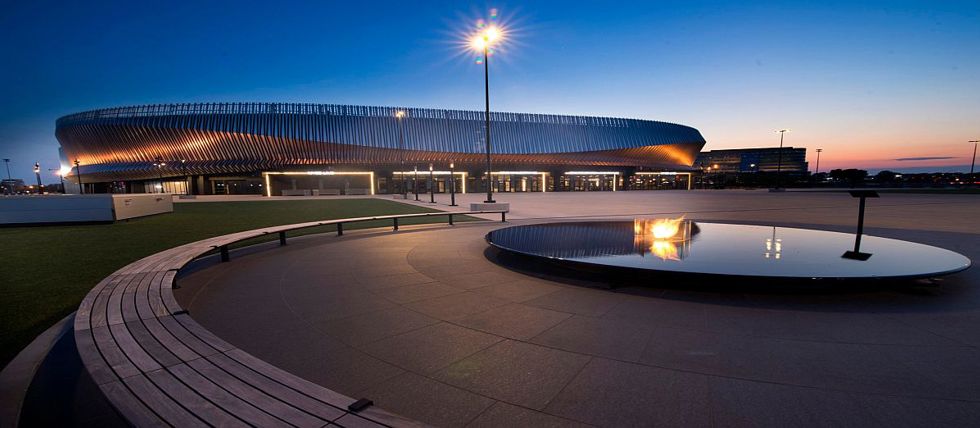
[175,191,979,427]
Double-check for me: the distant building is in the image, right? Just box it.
[695,147,808,174]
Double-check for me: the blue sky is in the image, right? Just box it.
[1,0,978,182]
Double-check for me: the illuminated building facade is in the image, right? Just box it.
[55,103,707,195]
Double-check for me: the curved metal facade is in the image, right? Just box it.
[56,103,706,182]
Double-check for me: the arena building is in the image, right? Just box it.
[55,103,707,195]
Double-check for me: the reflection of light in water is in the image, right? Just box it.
[764,227,783,260]
[634,217,691,261]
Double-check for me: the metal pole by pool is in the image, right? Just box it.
[483,44,495,203]
[429,163,435,203]
[449,162,457,206]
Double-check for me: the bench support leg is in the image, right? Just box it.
[279,231,287,246]
[393,218,399,231]
[337,222,344,236]
[448,214,454,225]
[219,246,229,262]
[501,212,506,222]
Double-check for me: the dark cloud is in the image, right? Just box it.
[894,156,956,161]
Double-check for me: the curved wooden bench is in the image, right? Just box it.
[74,211,504,427]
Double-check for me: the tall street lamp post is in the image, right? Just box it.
[33,162,42,194]
[470,25,503,203]
[815,148,823,174]
[180,159,189,195]
[413,166,419,201]
[74,159,84,194]
[773,129,790,190]
[3,158,10,179]
[396,110,406,198]
[449,161,457,206]
[154,157,166,193]
[429,163,435,203]
[49,168,65,193]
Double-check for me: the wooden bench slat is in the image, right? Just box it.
[125,320,181,368]
[74,327,118,385]
[106,273,146,326]
[147,271,177,319]
[207,352,347,422]
[121,272,153,324]
[145,368,247,428]
[174,313,236,352]
[101,379,168,427]
[109,322,162,373]
[142,316,201,362]
[134,271,162,321]
[224,349,355,410]
[92,325,141,379]
[167,363,291,428]
[333,413,388,428]
[123,374,208,427]
[158,316,223,358]
[89,274,127,329]
[161,278,184,315]
[186,358,327,427]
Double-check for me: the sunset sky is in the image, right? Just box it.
[1,0,978,181]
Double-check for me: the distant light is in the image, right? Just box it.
[395,110,406,118]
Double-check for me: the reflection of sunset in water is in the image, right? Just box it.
[634,217,693,261]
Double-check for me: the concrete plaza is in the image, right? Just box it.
[175,190,980,427]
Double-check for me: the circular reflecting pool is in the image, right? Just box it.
[485,221,971,281]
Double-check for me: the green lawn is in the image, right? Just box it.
[0,198,469,367]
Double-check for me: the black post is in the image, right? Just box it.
[75,159,84,194]
[842,190,879,260]
[337,222,344,236]
[449,162,457,206]
[413,167,419,201]
[429,164,435,203]
[448,213,454,225]
[220,246,229,262]
[393,217,399,231]
[501,211,506,222]
[854,197,866,251]
[483,45,495,203]
[279,231,287,246]
[970,140,978,186]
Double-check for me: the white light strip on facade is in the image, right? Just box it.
[394,171,468,194]
[633,172,693,190]
[563,171,621,175]
[261,171,375,196]
[490,171,547,175]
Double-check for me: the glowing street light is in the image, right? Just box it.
[48,168,65,193]
[74,159,84,194]
[468,19,506,203]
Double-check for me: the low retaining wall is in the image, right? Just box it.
[0,194,173,225]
